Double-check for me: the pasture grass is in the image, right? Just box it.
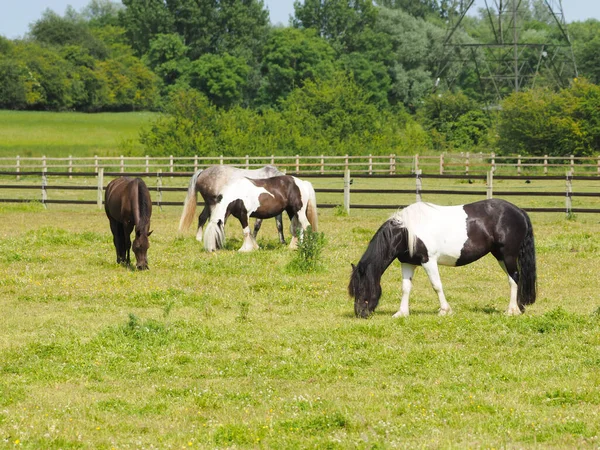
[0,200,599,448]
[0,110,157,157]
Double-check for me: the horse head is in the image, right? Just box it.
[132,229,152,270]
[348,263,382,318]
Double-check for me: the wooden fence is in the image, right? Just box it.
[2,153,600,176]
[1,169,600,215]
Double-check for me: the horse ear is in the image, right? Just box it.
[148,230,153,236]
[351,263,356,271]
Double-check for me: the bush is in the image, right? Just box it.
[287,226,326,273]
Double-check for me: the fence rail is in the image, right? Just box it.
[2,153,600,177]
[1,169,600,215]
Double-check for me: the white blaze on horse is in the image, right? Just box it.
[178,165,285,243]
[349,199,537,318]
[203,175,318,252]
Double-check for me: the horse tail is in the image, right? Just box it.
[178,169,202,232]
[517,210,537,310]
[305,181,318,232]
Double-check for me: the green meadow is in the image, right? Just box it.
[0,110,157,157]
[0,111,599,448]
[0,201,599,448]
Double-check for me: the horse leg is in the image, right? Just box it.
[252,218,263,239]
[498,258,521,315]
[275,214,285,244]
[421,260,453,316]
[239,214,259,252]
[196,206,211,242]
[109,220,123,264]
[123,225,133,266]
[289,210,309,249]
[393,264,416,317]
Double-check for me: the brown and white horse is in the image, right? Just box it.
[203,175,318,252]
[178,165,285,243]
[105,177,153,270]
[349,199,536,318]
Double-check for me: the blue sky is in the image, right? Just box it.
[1,0,599,39]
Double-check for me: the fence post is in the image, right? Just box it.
[517,155,521,176]
[439,154,444,175]
[465,152,469,175]
[97,168,104,209]
[246,155,250,169]
[95,155,99,175]
[490,152,495,173]
[597,156,600,175]
[120,155,124,173]
[321,155,325,175]
[368,154,373,175]
[389,154,395,175]
[156,170,163,211]
[16,156,20,180]
[544,155,548,175]
[41,163,47,208]
[486,170,493,199]
[271,155,275,166]
[414,154,419,174]
[570,154,574,175]
[145,155,150,174]
[415,169,422,202]
[169,155,174,177]
[344,169,351,215]
[566,171,572,217]
[42,155,47,174]
[68,155,73,179]
[295,155,300,173]
[344,154,349,173]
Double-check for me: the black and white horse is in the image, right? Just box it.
[349,199,537,318]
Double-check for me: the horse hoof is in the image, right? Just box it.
[438,308,453,316]
[393,311,409,318]
[506,307,522,316]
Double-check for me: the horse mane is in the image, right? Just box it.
[135,178,151,232]
[348,219,405,299]
[390,202,441,257]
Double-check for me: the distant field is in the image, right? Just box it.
[0,110,158,157]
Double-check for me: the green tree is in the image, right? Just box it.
[258,28,335,107]
[293,0,379,53]
[189,53,250,108]
[569,20,600,85]
[144,33,190,86]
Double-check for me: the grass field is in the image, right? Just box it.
[0,199,599,448]
[0,110,157,157]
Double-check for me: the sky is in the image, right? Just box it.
[1,0,599,40]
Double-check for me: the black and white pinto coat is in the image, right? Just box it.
[349,199,537,318]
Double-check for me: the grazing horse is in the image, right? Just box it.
[349,199,536,318]
[105,177,153,270]
[178,165,285,243]
[203,175,318,252]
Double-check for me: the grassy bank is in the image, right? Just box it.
[0,202,599,448]
[0,110,157,157]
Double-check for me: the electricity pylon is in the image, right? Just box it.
[435,0,578,102]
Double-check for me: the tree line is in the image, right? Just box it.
[1,0,599,158]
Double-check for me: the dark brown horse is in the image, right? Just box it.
[105,177,153,270]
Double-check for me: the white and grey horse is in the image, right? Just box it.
[178,165,285,243]
[203,175,318,252]
[349,199,537,318]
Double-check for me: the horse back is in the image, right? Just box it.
[105,177,151,227]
